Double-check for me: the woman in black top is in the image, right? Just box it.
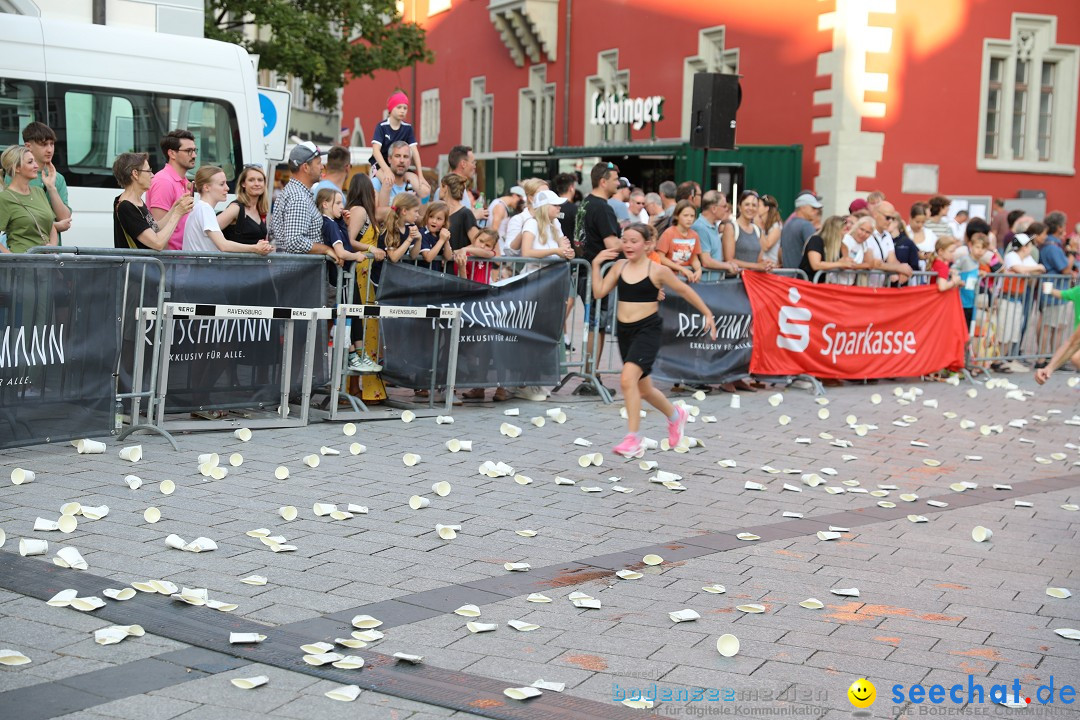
[112,152,191,250]
[217,164,269,244]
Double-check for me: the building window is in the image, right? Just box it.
[420,88,439,146]
[584,50,630,146]
[462,77,493,153]
[428,0,451,16]
[519,65,555,152]
[977,14,1078,175]
[681,26,739,140]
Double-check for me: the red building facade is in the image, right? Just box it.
[343,0,1079,219]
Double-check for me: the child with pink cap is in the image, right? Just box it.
[371,91,424,189]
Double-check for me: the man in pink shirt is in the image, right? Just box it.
[147,129,197,250]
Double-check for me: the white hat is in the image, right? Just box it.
[1014,233,1031,246]
[532,189,567,209]
[794,191,823,209]
[509,185,526,198]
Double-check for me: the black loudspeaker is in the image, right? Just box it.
[690,73,741,149]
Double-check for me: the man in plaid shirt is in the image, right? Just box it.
[270,142,341,264]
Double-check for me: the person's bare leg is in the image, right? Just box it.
[640,376,675,418]
[620,364,644,433]
[586,331,606,373]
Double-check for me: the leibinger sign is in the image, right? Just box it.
[590,92,664,130]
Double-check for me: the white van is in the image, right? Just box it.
[0,14,266,247]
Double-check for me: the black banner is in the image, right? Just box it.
[376,262,570,387]
[0,258,124,449]
[125,256,329,412]
[651,279,753,384]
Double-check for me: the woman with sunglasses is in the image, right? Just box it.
[217,164,270,244]
[722,190,775,273]
[111,152,192,250]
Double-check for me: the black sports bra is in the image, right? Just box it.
[617,263,660,302]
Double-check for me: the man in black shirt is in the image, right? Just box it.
[553,172,577,240]
[574,162,622,393]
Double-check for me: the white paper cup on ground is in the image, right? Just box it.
[446,439,463,452]
[233,427,252,442]
[400,410,415,423]
[403,453,421,467]
[432,481,451,497]
[19,538,48,556]
[313,502,337,516]
[972,526,993,542]
[274,466,289,480]
[144,507,161,523]
[159,479,175,495]
[231,675,268,689]
[349,442,366,455]
[119,445,142,462]
[10,468,35,485]
[210,467,228,480]
[229,632,266,644]
[58,515,78,533]
[34,517,59,531]
[325,685,361,702]
[197,453,219,467]
[76,439,106,454]
[342,423,357,436]
[124,475,142,490]
[279,506,297,521]
[303,454,320,468]
[319,446,339,456]
[54,546,87,570]
[436,524,460,540]
[165,534,186,550]
[0,528,5,549]
[716,634,740,657]
[409,495,430,510]
[229,453,243,467]
[730,394,741,409]
[436,415,454,424]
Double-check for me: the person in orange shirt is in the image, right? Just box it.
[655,200,703,282]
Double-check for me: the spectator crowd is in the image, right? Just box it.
[2,90,1078,402]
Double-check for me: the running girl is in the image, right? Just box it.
[592,223,718,457]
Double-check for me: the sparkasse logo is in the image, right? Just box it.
[776,287,811,353]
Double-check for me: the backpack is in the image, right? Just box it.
[651,212,673,236]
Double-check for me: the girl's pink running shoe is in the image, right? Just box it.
[613,433,644,458]
[667,406,689,448]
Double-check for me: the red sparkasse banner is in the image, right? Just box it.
[743,271,966,379]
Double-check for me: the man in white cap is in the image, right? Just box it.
[270,141,340,263]
[608,177,632,227]
[780,190,823,270]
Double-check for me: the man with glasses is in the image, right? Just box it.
[868,200,914,285]
[147,129,198,250]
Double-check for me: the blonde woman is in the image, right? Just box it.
[503,177,549,256]
[0,144,57,253]
[217,164,271,244]
[520,189,575,273]
[799,215,855,282]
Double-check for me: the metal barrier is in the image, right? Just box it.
[969,272,1075,371]
[356,255,608,402]
[137,302,323,435]
[1,253,146,449]
[324,300,464,419]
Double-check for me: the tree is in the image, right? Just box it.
[206,0,433,109]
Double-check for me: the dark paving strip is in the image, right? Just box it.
[0,554,652,720]
[0,648,246,720]
[285,473,1080,633]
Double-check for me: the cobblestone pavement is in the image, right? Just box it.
[1,375,1079,720]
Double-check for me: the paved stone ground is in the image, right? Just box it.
[1,373,1079,719]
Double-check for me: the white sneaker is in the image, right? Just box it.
[355,355,382,373]
[512,385,547,402]
[347,353,364,372]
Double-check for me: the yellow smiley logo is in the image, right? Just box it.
[848,678,876,708]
